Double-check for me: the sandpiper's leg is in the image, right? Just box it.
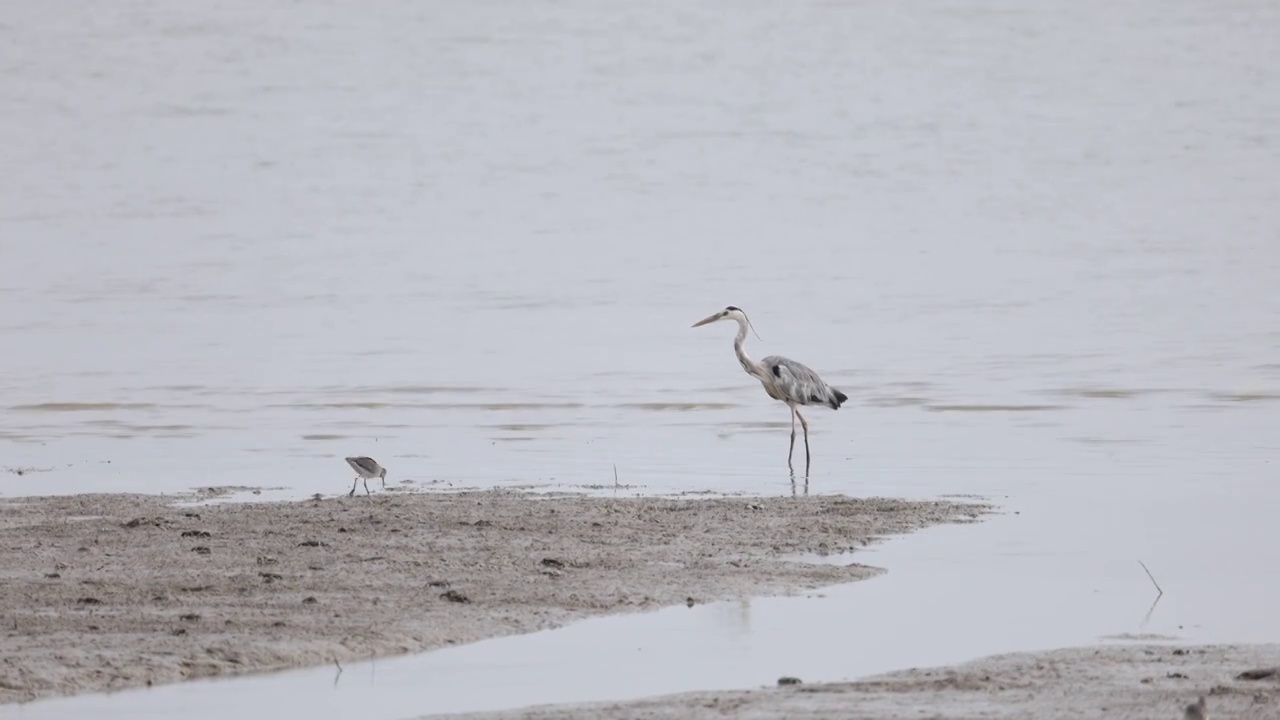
[788,406,797,467]
[349,478,358,497]
[797,410,811,470]
[363,477,370,496]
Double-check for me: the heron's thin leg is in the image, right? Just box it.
[788,406,797,466]
[349,478,358,497]
[363,477,371,496]
[797,410,811,470]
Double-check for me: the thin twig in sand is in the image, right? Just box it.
[613,463,619,489]
[1138,560,1163,596]
[1140,591,1162,629]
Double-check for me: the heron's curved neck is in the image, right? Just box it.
[732,319,762,377]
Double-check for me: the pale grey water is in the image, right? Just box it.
[2,0,1279,717]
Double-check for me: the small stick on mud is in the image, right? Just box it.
[1138,560,1163,596]
[613,464,619,489]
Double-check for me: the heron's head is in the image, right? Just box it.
[692,305,745,327]
[692,306,761,338]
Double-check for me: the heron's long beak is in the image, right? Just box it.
[691,313,721,328]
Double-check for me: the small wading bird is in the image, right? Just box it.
[692,306,848,470]
[345,456,387,497]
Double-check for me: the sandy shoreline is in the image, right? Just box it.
[0,489,985,704]
[441,643,1280,720]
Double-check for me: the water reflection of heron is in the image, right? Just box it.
[692,306,848,472]
[790,469,809,497]
[703,596,754,640]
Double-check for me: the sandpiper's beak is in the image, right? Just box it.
[691,312,721,328]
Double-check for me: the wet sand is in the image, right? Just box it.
[445,643,1280,720]
[0,489,985,704]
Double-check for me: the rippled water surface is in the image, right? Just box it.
[2,0,1279,716]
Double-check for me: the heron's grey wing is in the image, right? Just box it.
[760,355,838,406]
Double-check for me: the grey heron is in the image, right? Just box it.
[692,306,848,469]
[345,456,386,497]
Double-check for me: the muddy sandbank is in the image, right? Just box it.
[440,642,1280,720]
[0,489,986,704]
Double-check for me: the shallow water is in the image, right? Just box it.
[2,0,1279,716]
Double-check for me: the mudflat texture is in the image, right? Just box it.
[444,643,1280,720]
[0,490,984,704]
